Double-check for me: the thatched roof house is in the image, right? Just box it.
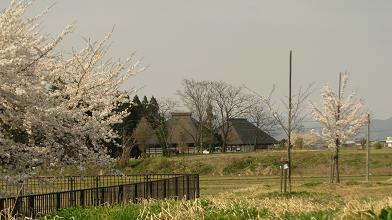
[166,112,199,146]
[146,112,202,154]
[145,114,277,155]
[224,118,277,151]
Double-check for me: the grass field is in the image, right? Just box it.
[3,149,392,219]
[41,177,392,219]
[199,175,392,197]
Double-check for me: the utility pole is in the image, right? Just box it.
[366,113,370,181]
[288,50,292,193]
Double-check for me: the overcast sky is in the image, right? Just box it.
[2,0,391,119]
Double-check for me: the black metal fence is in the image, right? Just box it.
[0,174,181,198]
[0,174,199,219]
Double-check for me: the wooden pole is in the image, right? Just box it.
[330,156,333,183]
[283,169,287,193]
[280,164,283,193]
[288,50,292,193]
[366,113,370,181]
[335,73,342,183]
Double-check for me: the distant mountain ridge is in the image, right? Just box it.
[366,117,392,140]
[317,117,392,141]
[275,117,392,141]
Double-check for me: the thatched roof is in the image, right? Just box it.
[146,112,200,145]
[225,118,277,146]
[166,112,199,144]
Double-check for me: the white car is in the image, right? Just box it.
[202,150,210,154]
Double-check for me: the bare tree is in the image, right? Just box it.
[209,81,253,152]
[266,85,313,136]
[267,84,312,192]
[155,97,178,156]
[247,82,312,193]
[178,79,212,152]
[247,85,313,140]
[246,99,278,136]
[157,98,179,119]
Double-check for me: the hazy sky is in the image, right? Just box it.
[2,0,391,119]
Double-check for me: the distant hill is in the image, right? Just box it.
[366,117,392,140]
[274,117,392,141]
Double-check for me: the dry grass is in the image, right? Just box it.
[38,179,392,220]
[40,196,392,220]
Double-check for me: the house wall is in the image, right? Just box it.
[225,145,255,152]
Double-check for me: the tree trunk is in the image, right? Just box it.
[335,148,340,183]
[330,156,334,183]
[118,144,133,167]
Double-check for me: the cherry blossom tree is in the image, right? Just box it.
[0,1,144,176]
[311,73,367,183]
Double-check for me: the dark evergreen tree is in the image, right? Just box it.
[141,96,149,112]
[106,94,144,157]
[147,96,160,128]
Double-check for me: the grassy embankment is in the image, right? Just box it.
[122,149,392,176]
[35,149,392,178]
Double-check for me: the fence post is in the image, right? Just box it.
[175,177,179,199]
[144,175,149,198]
[70,177,75,206]
[186,174,190,200]
[0,198,5,220]
[56,193,61,211]
[196,174,200,198]
[100,188,105,205]
[28,195,35,218]
[119,185,124,203]
[80,190,85,208]
[149,181,153,199]
[95,176,99,206]
[133,184,138,203]
[163,179,167,199]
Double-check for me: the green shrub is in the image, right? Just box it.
[373,141,384,149]
[379,207,392,220]
[223,157,255,174]
[301,181,323,188]
[281,209,337,220]
[190,163,214,175]
[108,207,140,220]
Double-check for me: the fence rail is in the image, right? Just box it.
[0,174,199,219]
